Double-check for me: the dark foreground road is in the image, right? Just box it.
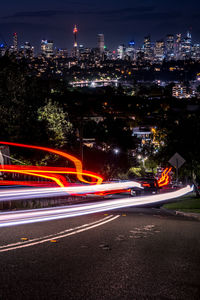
[0,208,200,300]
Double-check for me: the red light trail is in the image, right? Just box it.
[0,141,103,187]
[158,167,172,187]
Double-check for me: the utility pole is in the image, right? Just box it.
[79,118,83,164]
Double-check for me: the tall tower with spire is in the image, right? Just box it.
[73,25,78,57]
[13,32,18,52]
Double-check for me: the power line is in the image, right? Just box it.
[2,154,26,165]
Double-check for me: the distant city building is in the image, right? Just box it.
[13,32,18,52]
[125,47,135,61]
[41,40,54,57]
[154,40,165,61]
[132,127,154,152]
[20,42,34,58]
[136,48,145,62]
[174,33,182,60]
[56,48,68,58]
[143,36,152,60]
[181,31,192,59]
[192,44,200,60]
[165,34,174,60]
[97,34,105,54]
[172,83,187,99]
[79,44,85,54]
[117,45,125,60]
[129,40,135,47]
[106,49,117,60]
[79,46,91,60]
[125,40,136,61]
[0,43,6,56]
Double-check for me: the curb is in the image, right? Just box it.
[175,210,200,221]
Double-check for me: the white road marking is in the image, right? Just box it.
[0,215,113,250]
[0,215,120,253]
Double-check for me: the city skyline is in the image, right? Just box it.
[1,0,200,50]
[0,28,198,55]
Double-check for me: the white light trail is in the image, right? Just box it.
[0,181,142,202]
[0,185,193,228]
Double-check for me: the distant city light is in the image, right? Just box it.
[129,40,135,46]
[114,149,120,154]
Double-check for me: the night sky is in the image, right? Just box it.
[1,0,200,52]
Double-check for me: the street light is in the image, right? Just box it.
[114,148,120,154]
[137,155,148,168]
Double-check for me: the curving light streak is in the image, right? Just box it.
[0,165,103,188]
[0,141,103,185]
[0,181,142,201]
[0,180,56,187]
[158,167,172,187]
[0,185,193,228]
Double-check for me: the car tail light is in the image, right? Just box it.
[142,183,151,187]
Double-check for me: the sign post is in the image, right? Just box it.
[169,153,186,184]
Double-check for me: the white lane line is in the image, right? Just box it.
[0,215,120,253]
[0,215,113,250]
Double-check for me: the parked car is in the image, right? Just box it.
[130,177,160,196]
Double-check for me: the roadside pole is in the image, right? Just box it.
[169,153,185,185]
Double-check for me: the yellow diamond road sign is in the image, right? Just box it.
[169,153,186,169]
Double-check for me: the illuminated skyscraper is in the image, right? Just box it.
[165,34,174,60]
[192,44,200,60]
[186,30,192,44]
[97,34,104,54]
[117,45,125,59]
[41,40,54,57]
[125,40,136,61]
[175,33,182,60]
[13,32,18,52]
[154,40,165,61]
[0,43,6,56]
[181,30,192,59]
[144,36,152,60]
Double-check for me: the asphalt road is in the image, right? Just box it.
[0,208,200,300]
